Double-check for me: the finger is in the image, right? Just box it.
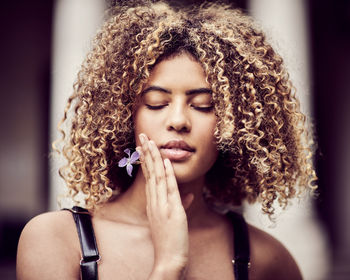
[137,144,151,185]
[148,140,167,206]
[164,158,182,206]
[140,134,157,209]
[136,146,151,214]
[138,135,150,180]
[136,146,152,217]
[136,146,147,182]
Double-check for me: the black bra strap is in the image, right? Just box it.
[63,206,248,280]
[226,211,250,280]
[63,206,100,280]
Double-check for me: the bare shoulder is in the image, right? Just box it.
[247,224,302,280]
[16,210,81,280]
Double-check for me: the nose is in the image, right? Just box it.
[166,102,191,133]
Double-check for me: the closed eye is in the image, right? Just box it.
[191,104,214,112]
[145,104,168,110]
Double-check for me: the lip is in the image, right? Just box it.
[160,140,195,161]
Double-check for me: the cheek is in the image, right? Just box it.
[204,139,219,167]
[207,120,218,155]
[133,110,145,145]
[197,118,218,162]
[198,117,217,143]
[133,109,160,144]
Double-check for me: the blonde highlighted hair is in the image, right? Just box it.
[56,0,317,215]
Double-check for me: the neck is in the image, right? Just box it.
[111,169,216,229]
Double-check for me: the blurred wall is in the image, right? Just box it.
[243,1,329,279]
[0,0,349,279]
[0,1,52,218]
[309,0,350,278]
[0,0,53,278]
[49,0,106,210]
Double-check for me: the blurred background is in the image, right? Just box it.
[0,0,349,279]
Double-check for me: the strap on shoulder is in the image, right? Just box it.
[226,211,250,280]
[63,206,100,280]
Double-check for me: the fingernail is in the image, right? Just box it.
[136,147,143,159]
[149,140,155,149]
[139,134,144,144]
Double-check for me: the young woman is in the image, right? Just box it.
[17,1,316,279]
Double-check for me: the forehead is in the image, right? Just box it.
[146,53,209,89]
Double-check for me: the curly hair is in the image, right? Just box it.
[55,0,317,215]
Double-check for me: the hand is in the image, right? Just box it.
[137,134,194,279]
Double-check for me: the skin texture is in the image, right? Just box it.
[57,1,317,216]
[133,53,219,277]
[17,53,302,280]
[138,135,190,278]
[134,53,219,185]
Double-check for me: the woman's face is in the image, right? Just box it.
[134,52,218,184]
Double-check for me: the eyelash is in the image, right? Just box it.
[145,104,213,112]
[145,104,168,110]
[191,105,214,112]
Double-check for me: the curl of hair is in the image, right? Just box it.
[56,0,317,215]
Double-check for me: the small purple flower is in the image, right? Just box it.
[118,148,140,177]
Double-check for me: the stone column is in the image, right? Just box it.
[245,0,330,279]
[49,0,105,210]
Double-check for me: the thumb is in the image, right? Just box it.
[181,193,194,210]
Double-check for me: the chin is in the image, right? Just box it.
[172,164,206,185]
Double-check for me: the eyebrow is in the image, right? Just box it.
[141,86,171,95]
[186,88,212,95]
[141,85,212,95]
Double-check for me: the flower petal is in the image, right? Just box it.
[118,157,128,167]
[126,164,133,177]
[130,151,140,163]
[124,149,131,157]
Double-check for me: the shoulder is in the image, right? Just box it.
[16,210,81,280]
[247,224,302,280]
